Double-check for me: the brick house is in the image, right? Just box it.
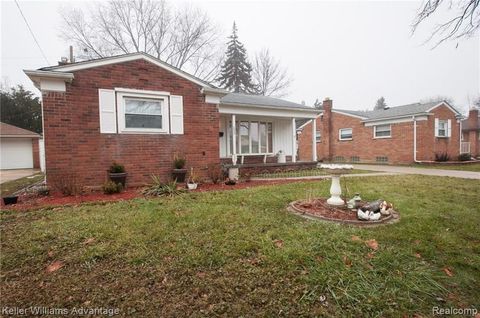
[298,98,463,164]
[25,52,319,187]
[461,108,480,158]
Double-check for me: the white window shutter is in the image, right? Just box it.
[98,89,117,133]
[434,118,439,137]
[447,119,452,137]
[170,95,184,134]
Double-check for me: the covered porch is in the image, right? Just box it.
[217,94,320,167]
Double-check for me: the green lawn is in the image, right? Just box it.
[412,162,480,172]
[1,175,479,316]
[0,173,44,196]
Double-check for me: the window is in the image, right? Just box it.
[117,90,169,133]
[437,119,448,137]
[339,128,353,140]
[316,130,321,143]
[124,98,163,129]
[350,156,360,162]
[374,125,391,138]
[333,156,345,162]
[228,121,273,155]
[376,156,388,163]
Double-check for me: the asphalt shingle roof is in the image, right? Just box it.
[338,101,461,121]
[220,93,316,110]
[0,122,40,137]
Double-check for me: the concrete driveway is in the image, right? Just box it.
[0,169,41,184]
[353,164,480,180]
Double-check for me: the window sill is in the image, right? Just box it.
[339,138,353,141]
[373,136,392,139]
[119,130,168,134]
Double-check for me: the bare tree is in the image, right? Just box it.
[421,95,455,105]
[412,0,480,48]
[59,0,222,82]
[252,48,292,98]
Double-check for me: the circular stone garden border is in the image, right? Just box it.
[288,199,400,227]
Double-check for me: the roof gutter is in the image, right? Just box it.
[220,102,321,113]
[362,113,428,123]
[24,70,74,81]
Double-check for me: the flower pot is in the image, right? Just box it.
[187,183,198,190]
[108,172,127,188]
[3,196,18,205]
[172,169,187,182]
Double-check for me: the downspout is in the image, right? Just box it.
[413,115,421,163]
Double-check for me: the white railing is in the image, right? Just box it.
[460,142,471,154]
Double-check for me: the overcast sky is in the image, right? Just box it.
[1,0,479,113]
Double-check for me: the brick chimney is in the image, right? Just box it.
[322,98,333,161]
[468,108,479,128]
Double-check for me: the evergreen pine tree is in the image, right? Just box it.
[217,22,257,93]
[374,96,387,110]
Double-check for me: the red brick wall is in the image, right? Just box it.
[42,59,219,188]
[298,102,460,164]
[298,124,314,161]
[416,105,460,161]
[32,138,40,169]
[463,109,479,157]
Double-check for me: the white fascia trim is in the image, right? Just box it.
[219,105,319,119]
[24,70,74,81]
[426,101,462,117]
[363,114,428,126]
[201,87,229,96]
[332,109,368,119]
[220,103,319,115]
[41,53,209,88]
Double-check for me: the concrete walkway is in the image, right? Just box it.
[353,164,480,180]
[0,169,41,184]
[252,172,401,181]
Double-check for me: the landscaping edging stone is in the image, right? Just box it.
[288,200,400,227]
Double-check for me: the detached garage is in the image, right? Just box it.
[0,122,41,170]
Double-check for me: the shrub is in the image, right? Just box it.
[434,152,450,162]
[458,153,471,161]
[207,163,224,184]
[173,153,186,169]
[50,173,82,196]
[109,162,125,173]
[102,181,123,194]
[142,176,184,197]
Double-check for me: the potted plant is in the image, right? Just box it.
[172,154,187,182]
[187,167,199,190]
[108,162,127,187]
[2,195,18,205]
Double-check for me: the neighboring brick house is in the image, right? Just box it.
[461,108,480,158]
[25,53,319,187]
[298,98,463,164]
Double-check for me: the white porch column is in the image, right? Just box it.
[312,117,317,161]
[231,114,237,165]
[291,118,297,163]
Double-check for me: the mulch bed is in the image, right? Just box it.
[290,198,398,226]
[293,199,359,221]
[1,179,324,212]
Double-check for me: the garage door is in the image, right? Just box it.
[0,138,33,169]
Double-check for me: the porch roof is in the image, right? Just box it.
[219,93,320,118]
